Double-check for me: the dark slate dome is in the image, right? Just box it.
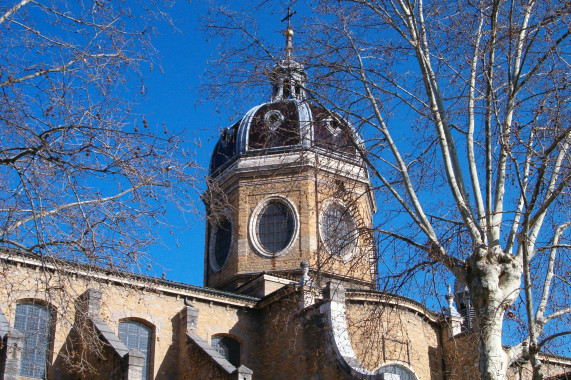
[209,26,364,177]
[209,99,364,176]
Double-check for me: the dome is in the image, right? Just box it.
[209,26,365,177]
[209,99,364,176]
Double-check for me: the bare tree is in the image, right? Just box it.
[0,0,198,268]
[204,1,571,379]
[0,1,198,371]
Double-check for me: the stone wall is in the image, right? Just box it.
[442,330,571,380]
[0,255,257,379]
[508,358,571,380]
[252,286,354,380]
[441,330,480,380]
[345,297,443,379]
[2,253,570,380]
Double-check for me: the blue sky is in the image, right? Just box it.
[138,1,222,285]
[138,1,291,285]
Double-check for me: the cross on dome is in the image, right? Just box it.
[269,6,307,101]
[281,6,297,61]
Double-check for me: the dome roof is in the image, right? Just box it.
[209,99,364,176]
[209,25,365,177]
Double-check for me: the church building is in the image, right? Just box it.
[0,26,570,380]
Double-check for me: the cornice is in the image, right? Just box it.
[345,289,440,324]
[0,249,259,308]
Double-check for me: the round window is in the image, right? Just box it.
[321,202,357,258]
[209,215,233,271]
[257,200,295,253]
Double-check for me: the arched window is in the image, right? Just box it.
[118,320,152,380]
[377,364,418,380]
[14,302,52,378]
[211,335,240,367]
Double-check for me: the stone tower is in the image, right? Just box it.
[203,26,377,294]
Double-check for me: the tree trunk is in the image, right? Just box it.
[468,249,522,380]
[478,307,509,380]
[531,350,544,380]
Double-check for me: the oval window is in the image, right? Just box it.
[210,215,233,271]
[214,217,232,268]
[257,200,295,254]
[321,202,357,258]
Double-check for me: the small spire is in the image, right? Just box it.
[445,284,460,317]
[270,6,307,102]
[298,261,314,286]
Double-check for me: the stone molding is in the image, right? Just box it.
[180,306,253,380]
[186,331,253,380]
[212,150,372,189]
[0,250,259,308]
[320,281,422,380]
[79,289,144,380]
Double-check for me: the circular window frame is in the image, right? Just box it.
[264,109,285,131]
[209,210,234,272]
[319,199,359,262]
[249,195,299,258]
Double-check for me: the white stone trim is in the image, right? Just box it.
[297,100,313,148]
[248,195,299,258]
[264,109,285,131]
[237,104,264,155]
[320,283,421,380]
[319,198,359,262]
[208,209,234,272]
[323,117,342,136]
[320,284,374,377]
